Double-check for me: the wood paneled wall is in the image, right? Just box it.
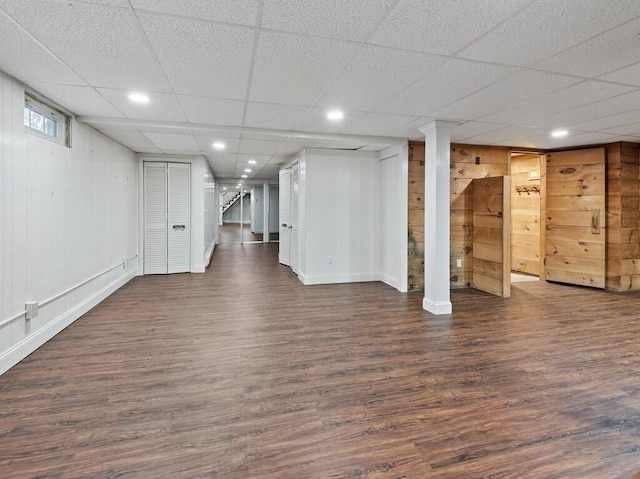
[450,144,510,288]
[605,142,640,291]
[511,154,542,276]
[408,142,425,291]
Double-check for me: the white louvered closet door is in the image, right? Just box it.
[290,163,300,274]
[279,168,291,266]
[167,163,191,274]
[144,162,168,274]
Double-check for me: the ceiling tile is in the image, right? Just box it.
[458,0,640,67]
[138,12,254,99]
[377,58,517,116]
[601,121,640,136]
[568,109,640,132]
[244,102,310,130]
[98,128,161,151]
[463,124,545,145]
[522,89,640,129]
[25,83,125,117]
[0,1,171,91]
[432,70,581,121]
[316,45,445,113]
[178,95,244,125]
[261,0,395,42]
[250,31,359,105]
[478,80,637,125]
[598,62,640,87]
[143,132,198,150]
[0,9,87,86]
[97,88,186,121]
[193,133,241,153]
[368,0,533,55]
[513,131,621,149]
[535,16,640,78]
[131,0,260,25]
[297,109,418,137]
[450,121,508,143]
[238,138,284,155]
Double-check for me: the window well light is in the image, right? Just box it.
[327,110,344,121]
[213,141,226,150]
[128,92,149,104]
[551,129,569,138]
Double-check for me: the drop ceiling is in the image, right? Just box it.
[2,0,640,183]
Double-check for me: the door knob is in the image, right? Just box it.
[173,225,186,230]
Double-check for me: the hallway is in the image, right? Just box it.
[2,243,640,478]
[218,223,279,244]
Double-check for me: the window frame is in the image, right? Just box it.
[23,94,71,147]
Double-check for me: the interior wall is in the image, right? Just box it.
[251,186,264,233]
[510,154,542,276]
[407,142,425,291]
[203,164,217,266]
[269,185,279,233]
[1,72,138,375]
[298,148,380,285]
[450,144,510,288]
[605,142,640,291]
[380,143,408,292]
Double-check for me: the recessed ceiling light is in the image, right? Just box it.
[212,142,226,150]
[248,160,257,164]
[223,187,227,190]
[236,185,240,189]
[241,174,248,178]
[128,92,149,104]
[551,129,569,138]
[327,110,344,121]
[244,168,252,172]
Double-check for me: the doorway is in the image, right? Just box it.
[510,152,544,285]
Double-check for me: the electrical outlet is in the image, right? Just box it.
[25,302,38,320]
[328,256,333,265]
[456,259,462,268]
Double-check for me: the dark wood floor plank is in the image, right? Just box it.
[2,243,640,478]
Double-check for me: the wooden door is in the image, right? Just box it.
[545,148,605,288]
[472,176,511,297]
[278,168,291,266]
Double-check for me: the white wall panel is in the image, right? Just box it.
[299,149,381,285]
[0,71,138,375]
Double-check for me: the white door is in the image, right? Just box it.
[167,163,191,274]
[143,162,191,275]
[144,163,168,274]
[279,168,291,266]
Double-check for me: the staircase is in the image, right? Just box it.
[222,191,247,214]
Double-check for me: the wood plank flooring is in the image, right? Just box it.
[218,223,278,244]
[2,243,640,478]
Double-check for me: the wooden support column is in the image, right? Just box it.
[419,120,457,315]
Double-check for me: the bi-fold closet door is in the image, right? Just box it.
[278,162,299,274]
[144,162,191,275]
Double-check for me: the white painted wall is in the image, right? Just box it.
[380,143,409,292]
[251,186,264,233]
[203,164,217,267]
[269,185,279,234]
[298,149,380,285]
[138,155,212,273]
[0,72,138,375]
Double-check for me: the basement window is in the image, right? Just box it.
[23,95,70,147]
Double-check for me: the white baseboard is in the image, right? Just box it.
[422,297,452,315]
[300,272,380,285]
[380,273,408,292]
[0,271,136,376]
[204,242,216,268]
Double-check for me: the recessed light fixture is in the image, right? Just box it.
[128,92,149,104]
[551,129,569,138]
[241,174,248,178]
[212,142,226,150]
[327,110,344,121]
[248,160,257,164]
[244,168,252,173]
[236,185,240,189]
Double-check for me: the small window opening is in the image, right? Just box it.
[23,95,70,147]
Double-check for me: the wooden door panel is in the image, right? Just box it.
[472,176,510,297]
[545,148,605,288]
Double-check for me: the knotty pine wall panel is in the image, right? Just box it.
[605,142,640,291]
[407,142,425,291]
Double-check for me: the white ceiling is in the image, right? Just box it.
[2,0,640,182]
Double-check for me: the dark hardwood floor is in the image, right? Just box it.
[218,223,278,244]
[2,243,640,478]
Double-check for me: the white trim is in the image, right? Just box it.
[380,273,403,291]
[0,271,136,376]
[422,297,453,315]
[204,241,215,268]
[299,273,380,285]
